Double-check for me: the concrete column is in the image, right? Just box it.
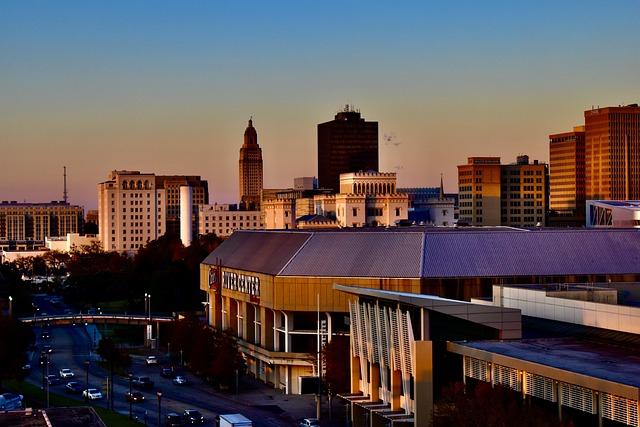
[420,309,430,340]
[413,341,433,427]
[213,290,222,329]
[350,355,361,393]
[390,369,402,410]
[179,186,193,247]
[370,363,380,402]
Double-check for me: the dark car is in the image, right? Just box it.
[131,375,154,389]
[160,367,174,378]
[125,391,145,403]
[40,331,51,340]
[183,409,204,425]
[46,374,62,386]
[166,412,184,427]
[65,381,84,394]
[41,345,53,354]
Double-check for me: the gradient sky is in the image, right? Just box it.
[1,1,639,210]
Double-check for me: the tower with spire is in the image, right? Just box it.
[239,118,264,209]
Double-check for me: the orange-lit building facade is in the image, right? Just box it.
[585,104,640,201]
[500,156,548,227]
[549,126,585,226]
[457,157,501,226]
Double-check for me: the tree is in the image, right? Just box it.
[0,315,33,387]
[323,335,351,394]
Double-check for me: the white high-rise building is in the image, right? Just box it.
[97,171,166,252]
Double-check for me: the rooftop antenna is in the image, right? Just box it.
[63,166,68,203]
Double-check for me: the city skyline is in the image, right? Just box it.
[2,1,640,209]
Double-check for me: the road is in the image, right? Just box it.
[25,294,299,427]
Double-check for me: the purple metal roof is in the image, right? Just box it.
[202,229,640,279]
[422,229,640,277]
[202,231,312,275]
[280,232,424,277]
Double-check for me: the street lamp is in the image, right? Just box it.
[144,293,152,320]
[128,373,133,419]
[8,296,12,317]
[156,390,162,427]
[84,360,90,401]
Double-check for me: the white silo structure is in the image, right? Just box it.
[180,185,193,247]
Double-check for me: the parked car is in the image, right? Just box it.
[145,356,158,365]
[125,391,145,403]
[172,375,187,385]
[83,388,103,400]
[0,393,24,410]
[47,374,62,386]
[298,419,320,427]
[131,375,154,389]
[65,381,84,394]
[183,409,205,425]
[59,368,74,378]
[166,412,184,427]
[161,367,174,378]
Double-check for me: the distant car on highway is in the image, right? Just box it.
[40,331,51,340]
[131,375,154,389]
[145,356,158,365]
[83,388,103,400]
[41,345,52,354]
[298,418,320,427]
[183,409,204,425]
[47,374,62,386]
[172,375,187,385]
[165,412,184,427]
[161,367,174,378]
[125,391,145,403]
[59,368,74,378]
[65,381,84,394]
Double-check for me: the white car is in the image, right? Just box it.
[83,388,103,400]
[172,375,187,385]
[145,356,158,365]
[59,369,74,379]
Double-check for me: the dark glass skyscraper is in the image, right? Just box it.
[317,106,378,193]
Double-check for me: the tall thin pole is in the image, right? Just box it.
[63,166,68,204]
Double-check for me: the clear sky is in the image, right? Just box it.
[1,1,639,209]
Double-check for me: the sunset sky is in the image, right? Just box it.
[2,1,639,209]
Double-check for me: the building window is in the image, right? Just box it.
[352,207,358,216]
[395,207,400,216]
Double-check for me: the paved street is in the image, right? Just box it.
[25,294,322,427]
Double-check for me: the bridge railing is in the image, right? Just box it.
[18,313,175,324]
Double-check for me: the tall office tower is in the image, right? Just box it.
[317,105,378,193]
[457,157,502,226]
[97,170,166,252]
[155,175,208,236]
[500,155,548,227]
[549,126,586,226]
[0,201,83,250]
[585,104,640,200]
[239,118,264,210]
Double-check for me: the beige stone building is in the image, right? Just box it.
[97,170,166,252]
[239,119,264,210]
[198,204,263,238]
